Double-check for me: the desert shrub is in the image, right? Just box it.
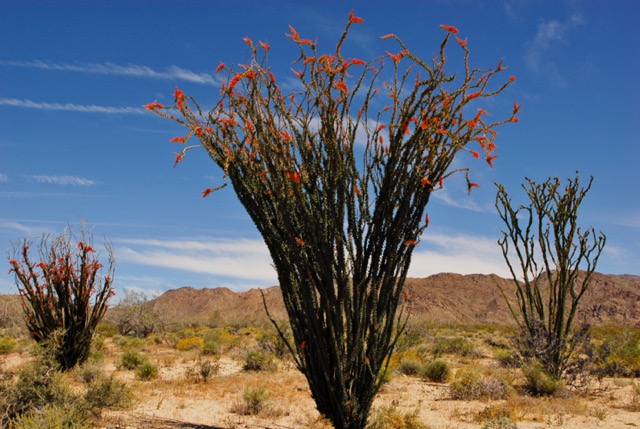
[522,363,558,396]
[420,359,451,383]
[257,328,290,359]
[243,350,277,372]
[185,359,219,383]
[432,336,476,357]
[231,385,270,416]
[8,227,115,371]
[591,327,640,377]
[474,404,513,423]
[449,369,510,400]
[84,375,134,409]
[398,356,423,376]
[367,404,427,429]
[481,417,518,429]
[493,348,519,368]
[119,349,147,370]
[202,340,219,355]
[176,336,205,352]
[0,336,16,354]
[77,363,103,384]
[135,361,159,381]
[11,403,90,429]
[113,335,147,349]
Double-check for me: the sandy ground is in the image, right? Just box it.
[91,353,640,429]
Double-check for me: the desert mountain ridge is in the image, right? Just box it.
[151,272,640,327]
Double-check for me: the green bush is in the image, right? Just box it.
[135,361,159,381]
[522,363,558,396]
[420,359,451,383]
[185,359,219,383]
[202,340,219,355]
[11,404,90,429]
[592,327,640,377]
[231,385,270,416]
[367,404,427,429]
[120,349,147,370]
[493,348,519,368]
[243,350,277,371]
[432,336,476,357]
[84,375,134,409]
[0,336,16,354]
[398,357,423,376]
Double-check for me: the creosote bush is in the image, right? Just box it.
[231,385,270,416]
[420,359,451,383]
[8,226,116,371]
[449,369,510,400]
[151,10,517,429]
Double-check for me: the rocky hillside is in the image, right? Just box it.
[151,272,640,327]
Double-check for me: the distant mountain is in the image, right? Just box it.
[151,272,640,327]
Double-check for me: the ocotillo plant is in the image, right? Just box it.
[150,12,517,429]
[8,227,115,371]
[496,174,606,379]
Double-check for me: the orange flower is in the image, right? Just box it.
[436,129,448,135]
[354,185,362,196]
[455,36,467,47]
[380,33,395,40]
[287,172,301,182]
[202,188,213,198]
[386,50,406,65]
[349,9,364,23]
[425,213,430,227]
[404,239,418,246]
[471,151,480,159]
[467,181,480,194]
[421,177,432,187]
[295,237,305,246]
[298,38,313,45]
[335,80,348,94]
[465,91,481,102]
[286,25,300,41]
[170,136,186,143]
[351,58,366,66]
[144,101,163,110]
[269,72,276,84]
[439,24,459,34]
[173,152,184,166]
[509,75,516,81]
[243,36,253,47]
[259,41,270,51]
[174,87,185,100]
[215,63,225,74]
[486,154,498,168]
[439,176,444,188]
[300,340,306,350]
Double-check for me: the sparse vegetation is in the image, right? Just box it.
[449,369,510,400]
[420,359,451,383]
[367,405,427,429]
[231,384,270,416]
[135,361,159,381]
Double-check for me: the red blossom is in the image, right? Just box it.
[404,239,418,246]
[287,172,301,182]
[334,80,348,94]
[467,181,480,194]
[174,152,184,166]
[144,101,163,111]
[380,33,396,40]
[286,25,300,41]
[243,36,253,47]
[436,129,448,135]
[509,75,516,81]
[471,151,480,159]
[295,237,305,246]
[386,50,406,65]
[351,58,366,66]
[465,91,482,102]
[455,36,467,47]
[349,10,364,23]
[425,213,430,227]
[202,188,213,198]
[170,136,186,143]
[421,177,432,187]
[440,24,459,34]
[259,41,270,51]
[215,63,225,74]
[486,154,498,168]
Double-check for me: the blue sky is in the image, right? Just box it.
[1,1,638,297]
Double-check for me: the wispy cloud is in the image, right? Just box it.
[432,189,491,213]
[524,13,585,85]
[0,98,145,115]
[0,191,104,198]
[115,237,278,284]
[409,229,510,278]
[29,174,96,186]
[0,173,7,183]
[0,60,219,86]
